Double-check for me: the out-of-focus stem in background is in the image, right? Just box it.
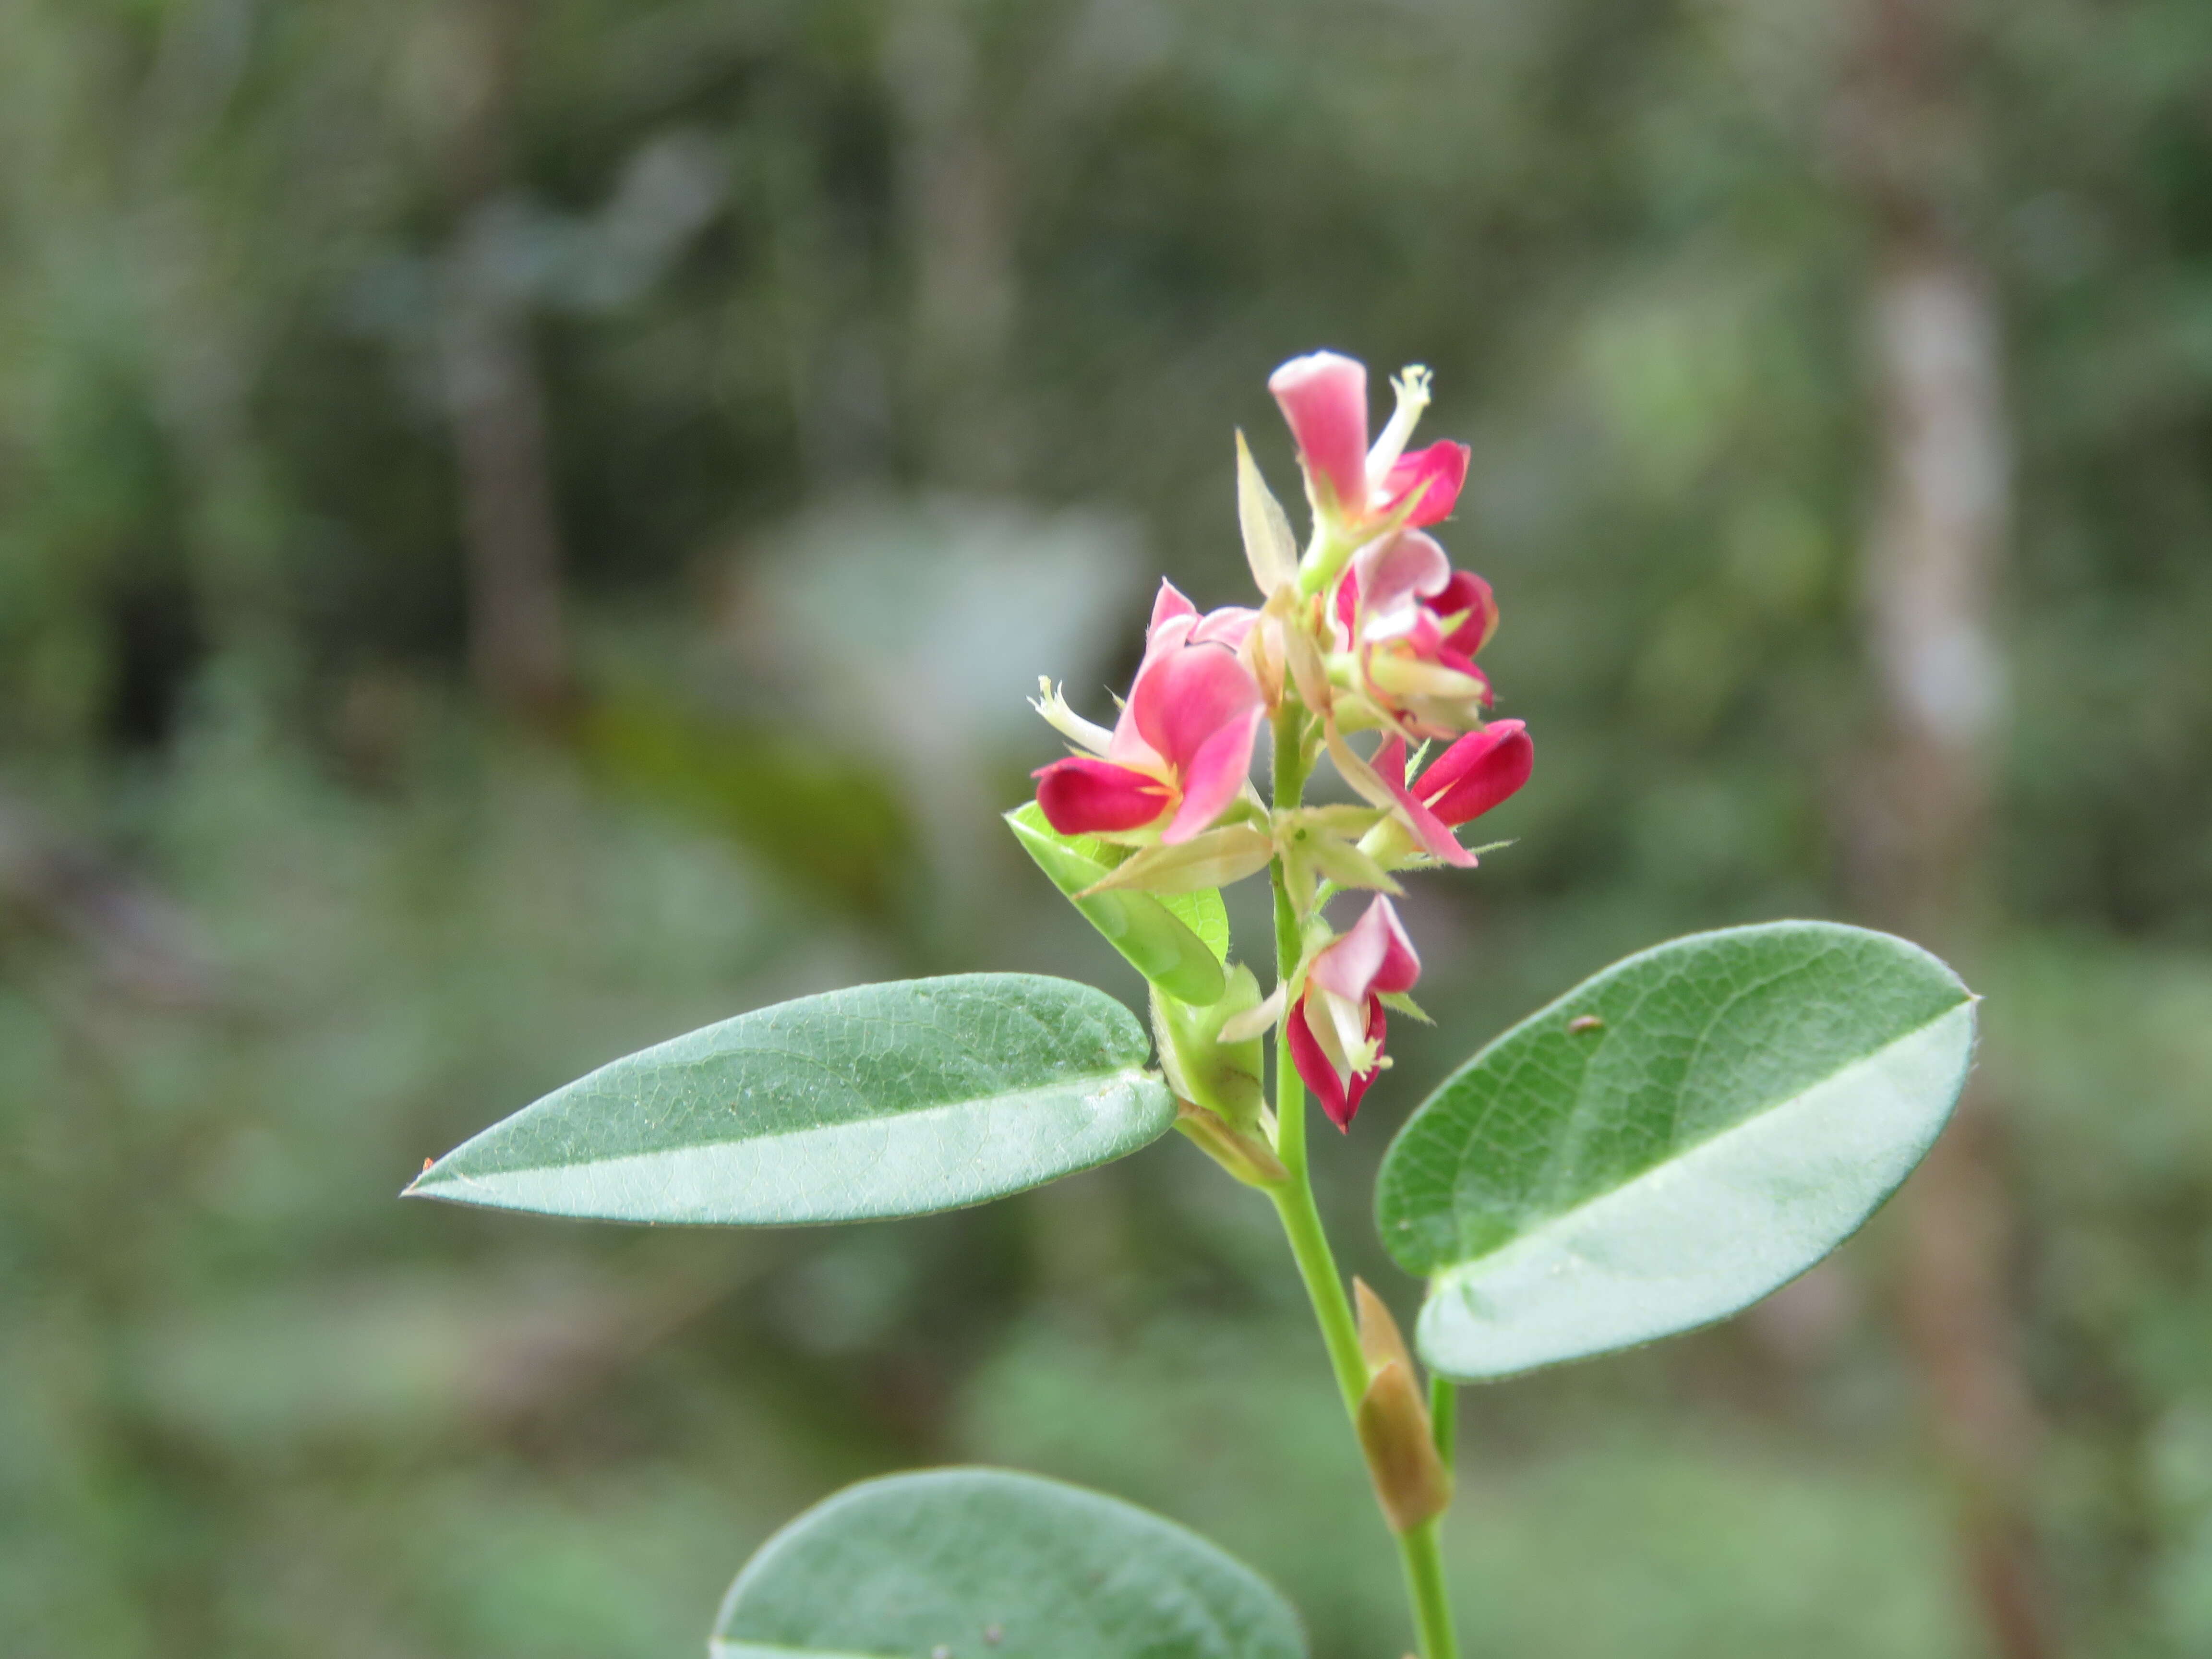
[883,0,1020,487]
[435,0,573,726]
[1841,0,2055,1653]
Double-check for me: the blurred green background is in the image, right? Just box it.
[4,0,2210,1655]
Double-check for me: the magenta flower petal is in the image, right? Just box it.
[1365,902,1420,995]
[1287,994,1351,1130]
[1034,756,1171,835]
[1419,721,1532,826]
[1333,567,1360,640]
[1130,640,1262,777]
[1162,706,1263,844]
[1189,604,1260,650]
[1373,736,1478,867]
[1310,895,1421,1001]
[1433,569,1498,656]
[1269,351,1370,511]
[1148,579,1199,643]
[1290,992,1385,1131]
[1382,441,1471,527]
[1433,646,1494,707]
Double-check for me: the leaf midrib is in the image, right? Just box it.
[423,1067,1159,1184]
[1443,994,1963,1274]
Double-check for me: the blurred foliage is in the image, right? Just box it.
[2,0,2210,1655]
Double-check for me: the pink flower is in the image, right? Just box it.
[1034,582,1263,844]
[1269,352,1370,514]
[1290,896,1420,1130]
[1138,577,1258,656]
[1375,442,1470,531]
[1370,721,1533,866]
[1267,352,1470,529]
[1330,530,1498,738]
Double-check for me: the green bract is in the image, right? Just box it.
[1155,964,1268,1129]
[408,974,1174,1226]
[1006,803,1230,1005]
[710,1468,1306,1659]
[1376,922,1974,1381]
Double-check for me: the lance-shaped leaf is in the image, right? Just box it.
[1236,429,1298,595]
[1376,922,1974,1381]
[1304,831,1403,895]
[711,1468,1306,1659]
[1324,720,1401,813]
[408,974,1174,1226]
[1080,825,1274,897]
[1008,804,1228,1005]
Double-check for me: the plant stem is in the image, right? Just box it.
[1264,702,1460,1659]
[1267,1167,1370,1419]
[1399,1520,1460,1659]
[1268,707,1367,1406]
[1270,709,1312,1182]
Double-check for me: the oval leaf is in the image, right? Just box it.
[1376,922,1974,1380]
[1008,804,1229,1004]
[408,974,1174,1226]
[711,1467,1306,1659]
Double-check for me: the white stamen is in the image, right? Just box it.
[1365,365,1433,496]
[1030,677,1115,756]
[1322,986,1370,1065]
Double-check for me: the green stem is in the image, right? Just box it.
[1267,709,1363,1406]
[1267,1171,1369,1419]
[1264,702,1460,1659]
[1400,1520,1460,1659]
[1270,709,1312,1183]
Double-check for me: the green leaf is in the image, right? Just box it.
[1007,803,1228,1004]
[1080,825,1274,896]
[1159,885,1233,968]
[408,974,1174,1226]
[710,1468,1306,1659]
[1376,922,1974,1381]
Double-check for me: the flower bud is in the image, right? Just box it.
[1352,1278,1452,1533]
[1269,350,1370,517]
[1290,897,1420,1130]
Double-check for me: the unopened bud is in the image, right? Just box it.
[1357,1358,1452,1533]
[1353,1279,1451,1532]
[1354,1277,1416,1376]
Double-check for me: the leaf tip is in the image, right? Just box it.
[403,1154,459,1200]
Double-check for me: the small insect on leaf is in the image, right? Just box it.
[1566,1014,1604,1034]
[421,1156,434,1172]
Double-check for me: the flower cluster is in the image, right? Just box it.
[1017,349,1531,1140]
